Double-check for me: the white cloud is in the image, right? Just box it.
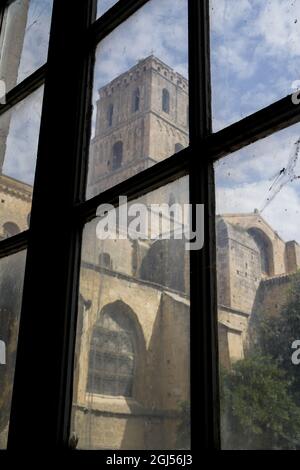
[216,179,300,242]
[253,0,300,57]
[216,125,300,183]
[91,0,188,137]
[2,87,44,185]
[210,0,252,35]
[94,0,188,89]
[211,0,300,130]
[97,0,119,18]
[17,0,53,85]
[214,41,252,80]
[215,122,300,241]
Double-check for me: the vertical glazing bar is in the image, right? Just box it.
[188,0,220,450]
[8,0,95,450]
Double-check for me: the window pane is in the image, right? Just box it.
[0,0,53,92]
[96,0,119,19]
[210,0,300,131]
[87,0,189,199]
[71,177,191,450]
[0,87,44,240]
[215,123,300,449]
[0,250,26,449]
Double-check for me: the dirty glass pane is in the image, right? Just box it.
[0,250,26,449]
[87,0,189,199]
[96,0,119,19]
[0,86,44,240]
[210,0,300,131]
[71,177,191,450]
[215,123,300,449]
[0,0,53,92]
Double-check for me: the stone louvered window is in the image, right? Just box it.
[112,141,123,170]
[133,87,140,112]
[87,307,135,397]
[107,103,114,127]
[162,88,170,113]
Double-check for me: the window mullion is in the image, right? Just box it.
[0,64,46,117]
[74,147,190,225]
[0,231,28,259]
[206,93,300,163]
[88,0,150,48]
[8,0,95,450]
[188,0,220,450]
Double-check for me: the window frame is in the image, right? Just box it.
[0,0,298,454]
[0,0,218,453]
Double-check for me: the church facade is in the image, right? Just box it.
[216,212,300,368]
[73,55,191,449]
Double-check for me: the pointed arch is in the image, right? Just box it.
[248,227,274,276]
[87,301,144,398]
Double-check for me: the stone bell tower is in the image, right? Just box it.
[87,55,189,198]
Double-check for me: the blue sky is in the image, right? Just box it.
[215,123,300,242]
[3,0,300,242]
[2,0,52,186]
[94,0,188,90]
[91,0,188,139]
[2,86,43,186]
[212,0,300,242]
[211,0,300,131]
[3,0,188,185]
[17,0,53,86]
[97,0,119,18]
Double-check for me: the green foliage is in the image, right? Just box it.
[256,271,300,402]
[221,355,300,449]
[221,271,300,449]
